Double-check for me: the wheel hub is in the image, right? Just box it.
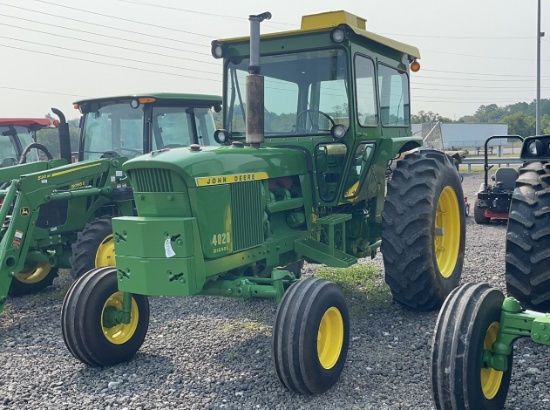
[435,186,460,278]
[481,322,504,399]
[101,291,139,345]
[16,262,51,284]
[317,307,344,369]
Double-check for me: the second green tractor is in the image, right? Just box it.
[0,93,221,303]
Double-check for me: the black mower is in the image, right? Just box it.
[473,135,523,224]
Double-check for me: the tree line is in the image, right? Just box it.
[412,98,550,137]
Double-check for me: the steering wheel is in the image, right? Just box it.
[18,143,54,164]
[116,147,143,158]
[296,109,336,132]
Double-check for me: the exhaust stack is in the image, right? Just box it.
[246,12,271,148]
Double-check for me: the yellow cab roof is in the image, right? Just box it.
[217,10,420,59]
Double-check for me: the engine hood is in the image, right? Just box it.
[122,145,309,187]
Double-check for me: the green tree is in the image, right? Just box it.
[500,112,536,137]
[411,110,452,123]
[36,122,79,158]
[541,114,550,134]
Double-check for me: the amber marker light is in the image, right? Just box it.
[73,103,79,110]
[410,60,421,72]
[138,97,156,104]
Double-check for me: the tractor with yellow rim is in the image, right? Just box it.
[60,11,465,394]
[0,109,72,295]
[0,93,221,308]
[431,134,550,409]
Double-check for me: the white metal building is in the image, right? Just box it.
[412,123,509,150]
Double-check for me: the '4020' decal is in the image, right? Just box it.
[211,231,231,254]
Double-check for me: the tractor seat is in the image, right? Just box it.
[495,168,518,191]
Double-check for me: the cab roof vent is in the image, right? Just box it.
[301,10,366,30]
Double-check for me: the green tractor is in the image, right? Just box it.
[0,93,221,302]
[431,134,550,409]
[0,110,72,295]
[59,10,465,394]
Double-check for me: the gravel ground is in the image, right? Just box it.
[1,171,549,410]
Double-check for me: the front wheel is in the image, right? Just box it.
[8,262,59,296]
[474,199,491,224]
[431,283,512,410]
[381,150,465,310]
[61,266,149,366]
[272,278,349,395]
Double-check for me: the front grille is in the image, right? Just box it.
[129,169,174,192]
[231,181,263,251]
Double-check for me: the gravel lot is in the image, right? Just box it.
[1,171,548,410]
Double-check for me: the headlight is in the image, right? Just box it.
[211,40,223,59]
[330,27,346,43]
[331,124,347,140]
[527,139,543,156]
[214,129,230,144]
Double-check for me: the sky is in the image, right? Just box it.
[1,0,549,122]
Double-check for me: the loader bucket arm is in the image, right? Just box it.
[0,157,127,313]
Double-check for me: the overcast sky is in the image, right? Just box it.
[1,0,548,121]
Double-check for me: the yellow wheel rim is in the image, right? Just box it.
[317,307,344,370]
[434,186,461,278]
[481,322,504,400]
[16,262,52,284]
[95,234,115,267]
[101,291,139,345]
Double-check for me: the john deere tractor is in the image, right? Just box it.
[0,93,221,304]
[0,110,72,295]
[431,134,550,409]
[60,11,465,394]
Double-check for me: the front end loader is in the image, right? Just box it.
[0,94,221,306]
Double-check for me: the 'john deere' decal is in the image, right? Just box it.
[195,172,268,187]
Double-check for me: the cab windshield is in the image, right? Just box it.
[225,49,349,137]
[81,103,216,161]
[0,126,39,166]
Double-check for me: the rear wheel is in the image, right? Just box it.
[431,282,512,410]
[474,199,491,224]
[272,278,349,394]
[70,217,114,279]
[381,150,465,310]
[506,162,550,309]
[8,262,59,296]
[61,266,149,366]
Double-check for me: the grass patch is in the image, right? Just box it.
[30,285,70,303]
[227,349,240,361]
[221,320,271,335]
[315,263,392,317]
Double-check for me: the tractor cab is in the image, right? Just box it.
[213,10,422,206]
[0,118,53,167]
[75,93,222,161]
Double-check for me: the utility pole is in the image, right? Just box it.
[536,0,544,135]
